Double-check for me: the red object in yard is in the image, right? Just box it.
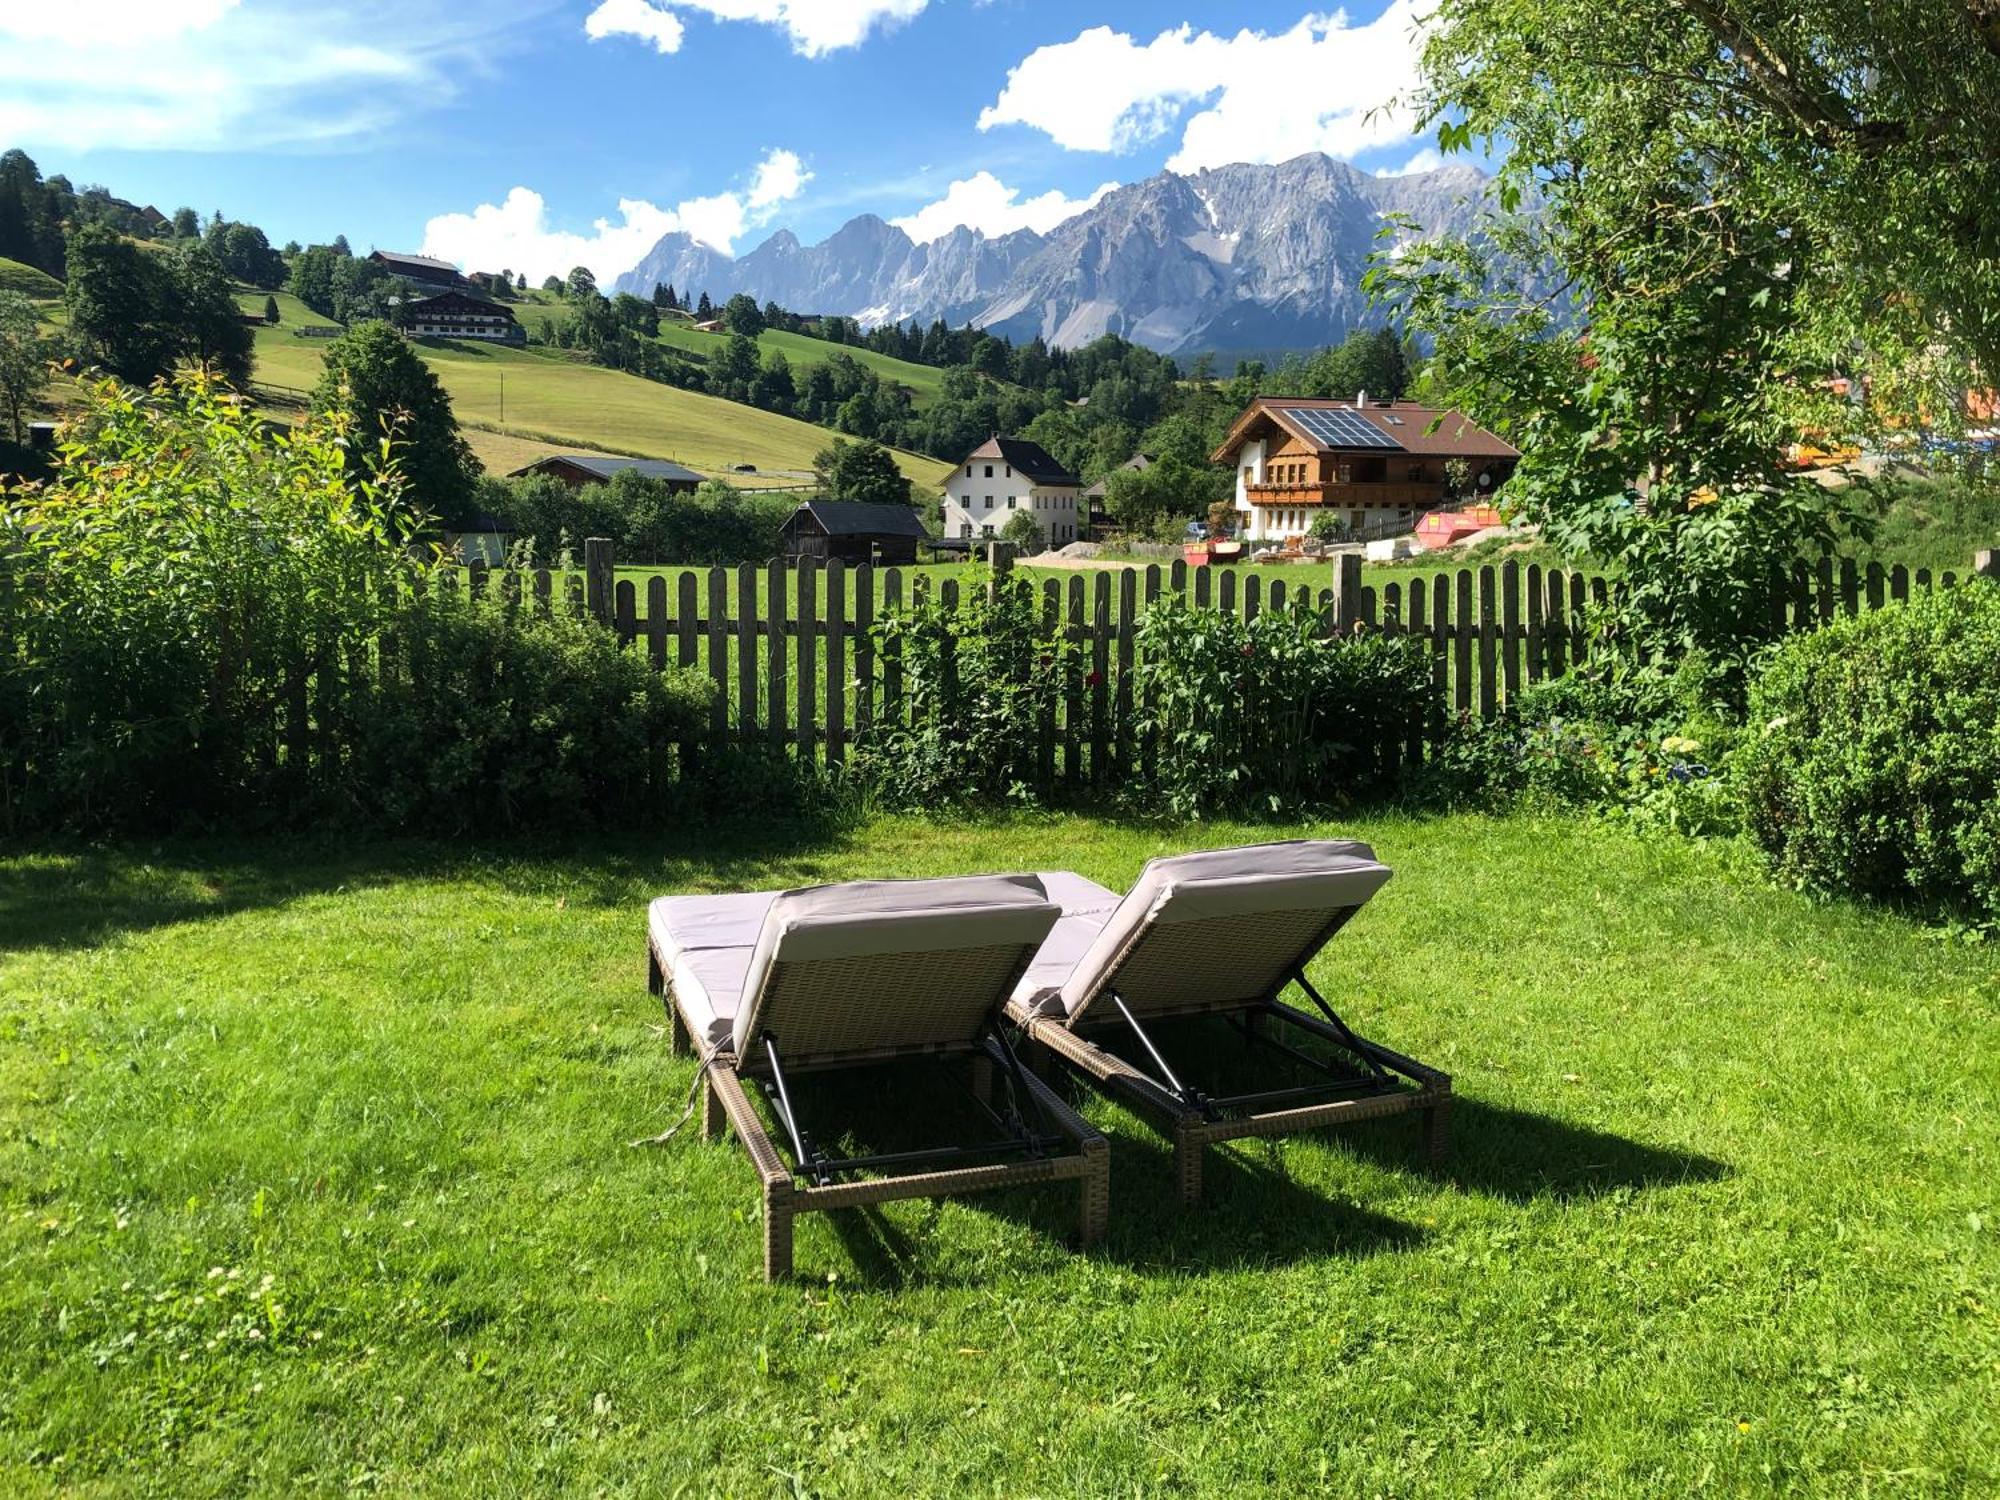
[1183,543,1214,566]
[1415,504,1506,550]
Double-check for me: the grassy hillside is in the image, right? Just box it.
[653,321,952,405]
[0,257,62,300]
[244,319,950,488]
[511,293,954,406]
[232,288,336,330]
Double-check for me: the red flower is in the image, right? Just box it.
[1085,671,1102,687]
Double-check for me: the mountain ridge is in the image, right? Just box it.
[614,153,1498,357]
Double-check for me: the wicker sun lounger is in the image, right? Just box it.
[647,874,1110,1281]
[1004,841,1450,1207]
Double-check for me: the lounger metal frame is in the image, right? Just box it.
[1010,968,1449,1208]
[650,941,1110,1281]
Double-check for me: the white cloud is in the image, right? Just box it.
[978,4,1428,171]
[0,0,537,152]
[583,0,927,58]
[584,0,685,53]
[420,148,811,280]
[891,171,1118,243]
[1377,147,1442,176]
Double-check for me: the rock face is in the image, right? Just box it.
[615,153,1499,355]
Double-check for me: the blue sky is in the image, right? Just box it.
[1,1,1441,283]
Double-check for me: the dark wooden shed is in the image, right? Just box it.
[778,500,929,565]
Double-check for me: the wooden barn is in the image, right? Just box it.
[778,500,929,565]
[508,455,705,493]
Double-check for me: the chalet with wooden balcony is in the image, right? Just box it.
[1210,395,1518,543]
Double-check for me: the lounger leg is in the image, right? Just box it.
[1423,1093,1452,1170]
[1079,1137,1109,1248]
[701,1075,726,1141]
[669,1004,692,1058]
[1174,1124,1206,1209]
[763,1182,796,1283]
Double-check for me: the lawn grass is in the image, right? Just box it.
[2,811,1995,1494]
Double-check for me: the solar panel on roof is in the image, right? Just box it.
[1276,405,1402,450]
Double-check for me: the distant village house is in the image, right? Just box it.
[404,291,525,344]
[778,500,928,566]
[941,437,1083,545]
[367,250,471,292]
[1210,396,1518,544]
[508,455,706,492]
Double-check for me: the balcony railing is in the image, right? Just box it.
[1245,479,1447,509]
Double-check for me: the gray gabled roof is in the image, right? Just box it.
[510,454,706,484]
[961,435,1080,488]
[370,250,464,274]
[793,500,929,538]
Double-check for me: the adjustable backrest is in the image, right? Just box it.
[733,874,1059,1061]
[1054,840,1391,1027]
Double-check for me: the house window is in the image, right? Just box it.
[960,522,973,537]
[1004,466,1012,477]
[1007,496,1017,508]
[982,524,994,537]
[984,495,993,508]
[965,466,973,477]
[1408,464,1424,482]
[984,465,993,478]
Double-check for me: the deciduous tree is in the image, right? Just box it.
[813,436,910,507]
[310,321,476,524]
[0,290,49,442]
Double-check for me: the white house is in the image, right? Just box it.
[941,436,1083,546]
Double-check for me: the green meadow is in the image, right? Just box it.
[2,811,1995,1493]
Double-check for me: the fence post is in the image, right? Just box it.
[584,537,614,626]
[1331,552,1364,634]
[1976,549,1999,581]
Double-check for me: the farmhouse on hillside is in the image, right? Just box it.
[368,250,471,292]
[941,436,1083,545]
[778,499,928,565]
[1211,396,1518,544]
[508,455,705,492]
[404,291,525,344]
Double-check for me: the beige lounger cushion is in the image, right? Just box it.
[1030,840,1392,1024]
[649,890,781,1048]
[1013,872,1124,1004]
[732,874,1059,1058]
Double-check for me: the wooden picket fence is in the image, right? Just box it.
[484,539,2000,784]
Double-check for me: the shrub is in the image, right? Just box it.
[0,370,711,835]
[1133,597,1433,818]
[1406,656,1741,835]
[1735,583,2000,922]
[999,508,1043,552]
[853,566,1078,809]
[349,588,711,833]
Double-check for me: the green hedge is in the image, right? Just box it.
[1,370,711,835]
[1735,582,2000,922]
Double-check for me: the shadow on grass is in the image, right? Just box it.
[727,1057,1429,1290]
[0,812,859,956]
[1372,1094,1731,1204]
